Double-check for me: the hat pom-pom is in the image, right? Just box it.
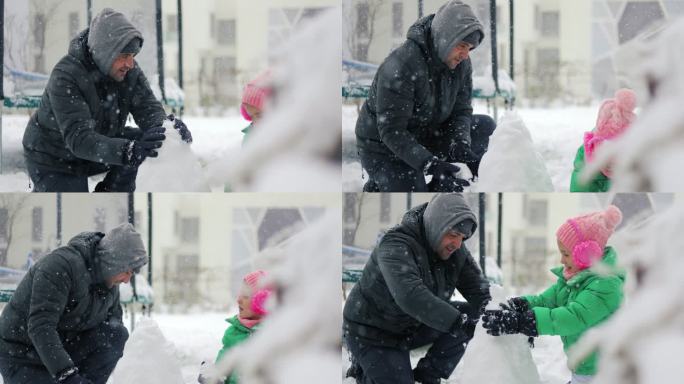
[603,205,623,229]
[614,88,636,112]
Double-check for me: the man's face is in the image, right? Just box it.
[437,230,465,260]
[109,53,136,82]
[445,42,474,70]
[106,270,133,288]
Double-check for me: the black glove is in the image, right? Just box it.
[168,114,193,143]
[481,308,538,337]
[503,297,530,314]
[121,126,144,141]
[94,166,138,192]
[449,141,480,163]
[424,158,470,192]
[123,127,166,167]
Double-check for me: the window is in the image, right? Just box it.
[536,48,560,75]
[34,14,45,49]
[180,217,199,244]
[344,194,357,224]
[356,3,370,39]
[214,57,236,79]
[257,208,303,250]
[619,1,665,44]
[210,14,215,39]
[32,207,43,242]
[68,12,80,39]
[527,200,548,227]
[94,208,106,233]
[0,208,7,241]
[540,11,559,37]
[392,2,403,38]
[166,15,178,42]
[217,19,236,46]
[380,193,391,223]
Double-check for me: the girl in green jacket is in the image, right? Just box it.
[239,71,271,147]
[213,270,272,384]
[482,205,625,384]
[570,89,636,192]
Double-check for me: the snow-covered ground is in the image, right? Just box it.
[0,113,246,192]
[342,102,598,192]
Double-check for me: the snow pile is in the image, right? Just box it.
[475,111,554,192]
[110,318,184,384]
[585,18,684,191]
[211,209,342,384]
[455,285,541,384]
[136,119,210,192]
[228,8,341,191]
[568,204,684,384]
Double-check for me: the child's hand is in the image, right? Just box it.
[502,297,530,313]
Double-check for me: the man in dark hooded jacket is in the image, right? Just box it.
[22,8,193,192]
[343,193,491,384]
[355,0,496,192]
[0,223,148,384]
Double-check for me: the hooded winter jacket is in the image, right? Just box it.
[570,145,611,192]
[23,8,166,176]
[343,194,490,349]
[0,228,147,378]
[355,1,484,171]
[523,247,624,375]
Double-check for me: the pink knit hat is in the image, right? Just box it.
[243,270,273,316]
[556,205,623,270]
[584,89,637,176]
[240,71,272,121]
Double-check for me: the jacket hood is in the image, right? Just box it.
[406,15,449,72]
[422,194,477,254]
[430,0,484,64]
[67,231,106,258]
[87,8,143,76]
[552,246,625,284]
[96,223,148,281]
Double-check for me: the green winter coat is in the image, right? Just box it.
[215,316,259,384]
[523,247,624,375]
[570,145,611,192]
[241,124,252,147]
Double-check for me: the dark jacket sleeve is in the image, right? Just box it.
[454,248,491,311]
[26,259,76,377]
[375,57,435,171]
[106,289,124,327]
[446,59,474,148]
[376,239,461,332]
[48,69,129,165]
[128,68,166,131]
